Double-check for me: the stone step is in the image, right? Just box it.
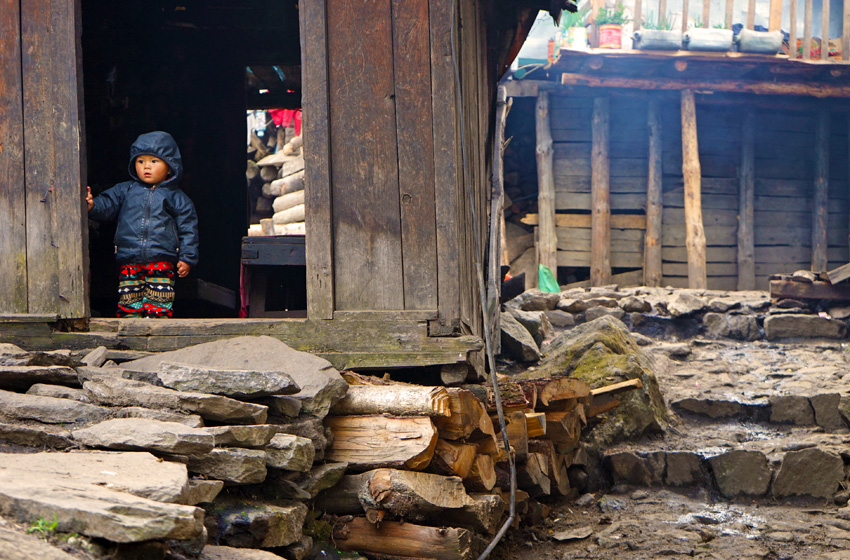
[602,419,850,503]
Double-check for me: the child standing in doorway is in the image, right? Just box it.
[86,131,199,318]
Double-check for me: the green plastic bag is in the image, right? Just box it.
[537,264,560,293]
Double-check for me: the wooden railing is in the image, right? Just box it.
[587,0,850,61]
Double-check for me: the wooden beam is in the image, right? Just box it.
[683,0,691,33]
[790,0,799,59]
[702,0,711,28]
[522,213,646,229]
[770,279,850,300]
[634,0,643,31]
[737,109,756,290]
[725,0,734,29]
[660,0,669,28]
[747,0,756,29]
[680,90,707,289]
[822,0,831,61]
[812,108,830,272]
[536,92,558,280]
[560,73,850,99]
[769,0,783,31]
[591,97,611,286]
[804,0,813,59]
[844,0,850,61]
[300,0,334,319]
[645,100,663,287]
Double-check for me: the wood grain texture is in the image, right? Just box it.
[0,0,27,313]
[328,0,403,310]
[843,0,849,61]
[812,108,830,271]
[645,100,663,287]
[822,0,831,61]
[393,0,437,310]
[536,92,558,275]
[790,0,798,59]
[769,0,783,31]
[300,0,334,319]
[737,109,756,290]
[333,517,471,560]
[680,90,707,289]
[804,0,813,59]
[591,97,611,286]
[325,415,438,471]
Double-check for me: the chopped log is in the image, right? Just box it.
[645,99,663,287]
[513,376,591,408]
[591,96,611,286]
[283,134,303,156]
[333,517,472,560]
[545,410,581,454]
[272,203,305,225]
[429,439,477,478]
[260,218,275,236]
[529,439,570,496]
[330,384,451,418]
[590,378,642,397]
[463,454,496,493]
[268,170,305,198]
[272,189,306,214]
[827,263,850,285]
[517,452,550,498]
[463,380,530,411]
[246,160,260,180]
[324,415,438,471]
[503,410,528,462]
[524,412,546,438]
[433,389,497,447]
[586,394,621,418]
[681,89,707,289]
[260,165,278,182]
[536,91,558,275]
[812,108,830,272]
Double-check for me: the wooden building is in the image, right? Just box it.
[509,0,850,291]
[0,0,552,374]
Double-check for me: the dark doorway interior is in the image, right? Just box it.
[81,0,301,317]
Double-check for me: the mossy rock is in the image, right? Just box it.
[528,315,667,448]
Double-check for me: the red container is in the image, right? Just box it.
[598,24,622,49]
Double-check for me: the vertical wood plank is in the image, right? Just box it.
[392,0,437,310]
[488,86,509,355]
[22,0,60,314]
[300,0,335,319]
[737,109,756,291]
[790,0,798,59]
[591,97,611,287]
[51,0,88,318]
[634,0,643,31]
[682,0,690,33]
[702,0,710,27]
[327,0,404,310]
[747,0,756,29]
[645,100,663,287]
[430,0,461,332]
[0,0,28,313]
[821,0,830,60]
[843,0,850,61]
[804,0,813,59]
[725,0,733,28]
[659,0,668,25]
[769,0,783,31]
[680,90,707,289]
[812,108,830,272]
[536,92,558,278]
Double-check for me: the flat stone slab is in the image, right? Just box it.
[0,344,81,368]
[0,389,109,425]
[0,452,203,542]
[0,422,73,449]
[206,498,307,548]
[201,545,290,560]
[72,418,215,455]
[0,365,80,391]
[187,448,267,484]
[266,433,315,472]
[0,522,78,560]
[116,406,204,427]
[26,383,91,402]
[181,479,224,505]
[764,314,847,340]
[83,376,267,424]
[772,448,844,499]
[202,424,277,448]
[0,451,190,503]
[158,361,299,399]
[122,336,347,418]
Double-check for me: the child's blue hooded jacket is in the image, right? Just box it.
[90,131,199,267]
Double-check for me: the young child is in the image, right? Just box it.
[86,131,199,318]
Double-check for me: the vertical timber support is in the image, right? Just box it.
[769,0,783,31]
[488,86,509,355]
[680,89,707,289]
[536,92,558,282]
[644,100,663,287]
[790,0,798,60]
[737,109,756,291]
[843,0,850,61]
[682,0,690,32]
[804,0,813,59]
[812,108,830,272]
[591,97,611,286]
[822,0,831,60]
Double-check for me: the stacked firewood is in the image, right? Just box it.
[246,121,305,237]
[315,371,639,559]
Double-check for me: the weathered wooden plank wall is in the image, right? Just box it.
[546,89,849,291]
[1,0,88,318]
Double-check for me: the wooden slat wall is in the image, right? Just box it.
[546,91,849,292]
[0,0,28,313]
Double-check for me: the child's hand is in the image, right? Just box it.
[177,261,191,278]
[85,186,94,211]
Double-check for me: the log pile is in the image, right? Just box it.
[315,371,637,559]
[246,114,305,237]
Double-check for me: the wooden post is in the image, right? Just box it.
[737,109,756,291]
[680,89,707,289]
[822,0,831,60]
[843,0,850,61]
[659,0,668,27]
[634,0,643,31]
[812,108,830,272]
[644,100,663,287]
[682,0,690,33]
[804,0,813,59]
[725,0,733,29]
[488,86,508,354]
[591,97,611,287]
[790,0,798,59]
[769,0,783,31]
[747,0,756,29]
[536,92,557,281]
[702,0,710,28]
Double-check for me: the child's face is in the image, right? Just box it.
[135,155,170,185]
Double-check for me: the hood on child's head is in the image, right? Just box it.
[128,131,183,187]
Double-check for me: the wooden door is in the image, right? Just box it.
[0,0,88,319]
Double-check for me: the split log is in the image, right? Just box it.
[529,439,569,496]
[433,389,497,446]
[272,189,306,214]
[463,454,497,493]
[517,452,550,498]
[590,378,642,397]
[429,439,478,478]
[330,384,451,418]
[524,412,546,438]
[246,160,260,180]
[260,165,278,182]
[324,415,438,471]
[272,203,305,225]
[273,222,306,236]
[545,409,582,454]
[260,218,275,236]
[514,376,591,408]
[503,410,528,462]
[267,170,305,198]
[463,380,530,411]
[333,517,472,560]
